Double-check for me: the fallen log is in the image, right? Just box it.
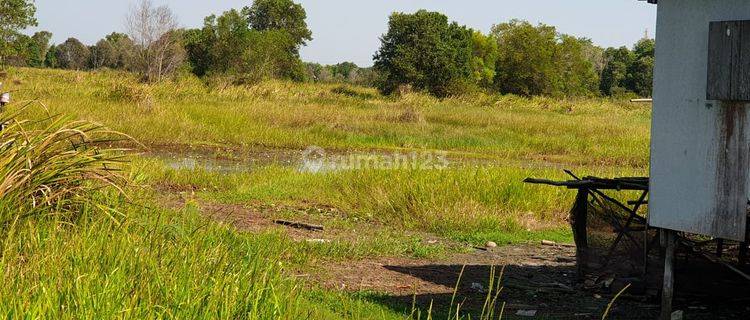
[273,219,324,231]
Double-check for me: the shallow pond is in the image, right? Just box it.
[141,146,566,173]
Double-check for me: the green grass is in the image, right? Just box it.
[7,67,651,167]
[143,158,644,246]
[0,67,652,318]
[0,189,422,319]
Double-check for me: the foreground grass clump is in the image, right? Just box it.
[10,67,651,167]
[0,202,303,318]
[0,105,129,223]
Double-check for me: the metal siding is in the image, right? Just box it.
[649,0,750,241]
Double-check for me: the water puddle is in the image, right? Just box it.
[141,147,566,174]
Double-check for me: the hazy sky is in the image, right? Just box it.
[28,0,656,67]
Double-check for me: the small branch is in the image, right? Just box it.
[273,219,324,231]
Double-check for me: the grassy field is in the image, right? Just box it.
[8,67,650,167]
[0,67,651,318]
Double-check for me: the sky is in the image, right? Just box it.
[27,0,657,67]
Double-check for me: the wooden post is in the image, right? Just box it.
[716,239,724,258]
[740,220,749,266]
[571,188,589,280]
[660,229,677,320]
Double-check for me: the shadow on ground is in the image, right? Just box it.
[351,261,750,319]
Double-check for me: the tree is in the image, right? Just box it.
[490,20,599,97]
[44,44,58,68]
[374,10,474,97]
[105,32,136,69]
[126,0,185,81]
[599,47,633,96]
[471,31,498,88]
[0,0,37,67]
[491,20,559,96]
[626,38,655,97]
[330,62,358,81]
[29,31,52,67]
[599,38,654,97]
[5,33,31,66]
[557,36,599,96]
[56,38,90,70]
[244,0,312,53]
[185,7,307,82]
[89,39,116,69]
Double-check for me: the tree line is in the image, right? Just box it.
[0,1,654,98]
[374,10,654,98]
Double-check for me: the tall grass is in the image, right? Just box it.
[0,108,305,318]
[147,160,645,244]
[0,197,304,318]
[0,102,130,225]
[8,67,651,167]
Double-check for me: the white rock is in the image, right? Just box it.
[485,241,498,248]
[470,282,485,293]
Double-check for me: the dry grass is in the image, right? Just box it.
[0,101,131,224]
[6,67,651,167]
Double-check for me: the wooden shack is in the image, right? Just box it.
[646,0,749,318]
[528,1,750,318]
[647,0,750,243]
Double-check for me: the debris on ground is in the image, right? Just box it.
[306,239,331,244]
[470,282,485,293]
[515,309,537,317]
[274,219,324,231]
[541,239,575,248]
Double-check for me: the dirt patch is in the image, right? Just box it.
[162,196,748,319]
[311,245,659,319]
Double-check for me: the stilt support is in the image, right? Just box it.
[660,229,677,320]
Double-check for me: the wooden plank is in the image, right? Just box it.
[707,21,736,100]
[660,230,676,320]
[736,21,750,101]
[707,20,750,101]
[712,102,750,240]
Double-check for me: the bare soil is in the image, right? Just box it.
[171,197,749,319]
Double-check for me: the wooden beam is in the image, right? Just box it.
[660,229,677,320]
[571,188,589,280]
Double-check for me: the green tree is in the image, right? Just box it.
[491,20,599,96]
[56,38,90,70]
[599,46,633,95]
[491,20,559,96]
[471,31,498,88]
[105,32,135,69]
[185,7,307,82]
[89,39,116,69]
[5,33,31,66]
[44,44,58,68]
[330,62,358,81]
[373,10,474,97]
[244,0,312,53]
[626,38,655,97]
[0,0,37,67]
[29,31,52,67]
[557,36,599,96]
